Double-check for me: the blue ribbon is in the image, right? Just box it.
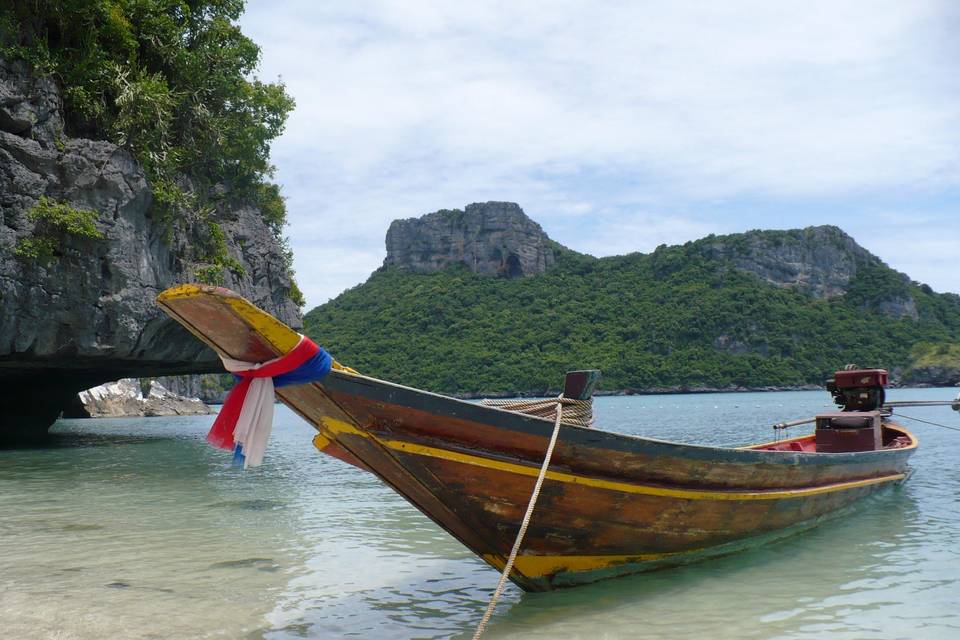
[274,347,333,388]
[229,347,333,388]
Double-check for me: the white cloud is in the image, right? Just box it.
[854,211,960,294]
[240,0,959,306]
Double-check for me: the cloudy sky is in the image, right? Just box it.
[240,0,959,309]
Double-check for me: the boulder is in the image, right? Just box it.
[67,378,214,418]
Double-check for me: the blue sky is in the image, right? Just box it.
[239,1,959,309]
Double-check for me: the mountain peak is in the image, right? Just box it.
[383,201,558,278]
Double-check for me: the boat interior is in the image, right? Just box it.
[751,423,914,453]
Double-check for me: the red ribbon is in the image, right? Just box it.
[207,337,321,450]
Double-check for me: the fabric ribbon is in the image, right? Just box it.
[207,335,332,467]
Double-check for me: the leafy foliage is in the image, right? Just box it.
[903,342,960,381]
[280,237,305,307]
[14,197,104,262]
[1,1,292,190]
[1,1,301,301]
[304,242,960,395]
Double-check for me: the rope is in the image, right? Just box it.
[885,400,960,411]
[894,412,960,433]
[481,396,594,427]
[471,399,565,640]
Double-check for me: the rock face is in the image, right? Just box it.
[0,59,300,437]
[66,378,213,418]
[698,225,917,318]
[699,226,875,299]
[384,202,556,277]
[0,59,62,143]
[154,373,233,404]
[901,365,960,387]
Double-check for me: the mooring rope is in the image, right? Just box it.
[471,398,566,640]
[894,412,960,433]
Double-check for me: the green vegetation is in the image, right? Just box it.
[1,1,302,298]
[304,242,960,395]
[14,196,104,262]
[280,238,306,307]
[193,221,246,285]
[902,342,960,384]
[908,342,960,368]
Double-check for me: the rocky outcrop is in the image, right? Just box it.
[154,373,233,404]
[0,59,300,437]
[901,365,960,387]
[65,378,213,418]
[384,202,557,277]
[875,296,919,321]
[699,226,875,299]
[698,225,918,319]
[0,58,62,144]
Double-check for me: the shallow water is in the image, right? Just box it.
[2,389,960,639]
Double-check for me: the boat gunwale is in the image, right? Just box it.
[322,369,919,465]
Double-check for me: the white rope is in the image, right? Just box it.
[481,396,593,427]
[471,399,565,640]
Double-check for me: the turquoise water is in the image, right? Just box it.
[2,389,960,639]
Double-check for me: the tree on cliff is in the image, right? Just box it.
[0,0,301,298]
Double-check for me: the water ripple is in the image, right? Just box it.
[2,390,959,639]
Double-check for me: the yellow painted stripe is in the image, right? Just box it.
[482,551,686,576]
[319,416,368,438]
[157,284,302,353]
[156,283,205,302]
[159,285,362,373]
[380,439,905,501]
[222,296,301,352]
[312,433,333,450]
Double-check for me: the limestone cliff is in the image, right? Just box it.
[699,226,873,298]
[154,374,233,405]
[0,59,300,436]
[698,226,918,319]
[384,202,557,277]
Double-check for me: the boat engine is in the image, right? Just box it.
[826,365,887,412]
[813,366,888,453]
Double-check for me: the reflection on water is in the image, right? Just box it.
[2,390,959,639]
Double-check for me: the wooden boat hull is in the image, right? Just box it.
[157,285,917,591]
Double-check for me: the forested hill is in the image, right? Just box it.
[304,202,960,395]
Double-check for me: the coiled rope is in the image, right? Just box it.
[470,395,591,639]
[480,396,594,427]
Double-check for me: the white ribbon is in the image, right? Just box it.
[219,335,305,468]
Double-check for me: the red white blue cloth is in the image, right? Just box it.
[207,335,332,468]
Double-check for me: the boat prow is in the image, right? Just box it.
[157,284,917,591]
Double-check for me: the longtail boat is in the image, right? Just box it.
[157,284,918,592]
